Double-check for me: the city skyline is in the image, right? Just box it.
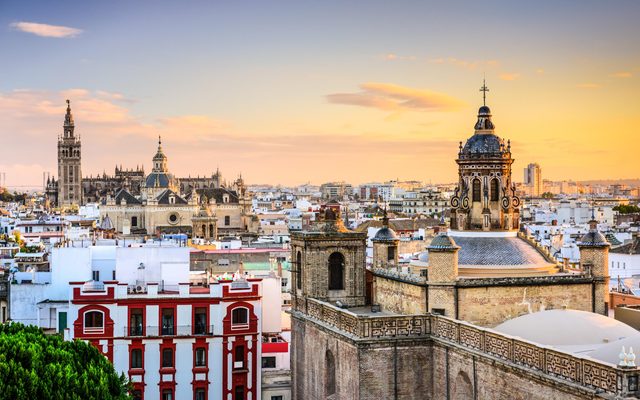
[1,0,639,187]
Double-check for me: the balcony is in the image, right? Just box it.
[123,325,214,337]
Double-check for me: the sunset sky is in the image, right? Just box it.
[1,0,639,188]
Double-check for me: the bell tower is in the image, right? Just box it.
[449,82,520,231]
[57,100,82,206]
[290,203,367,308]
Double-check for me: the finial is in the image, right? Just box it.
[480,79,489,106]
[382,206,389,227]
[158,135,162,146]
[66,99,70,107]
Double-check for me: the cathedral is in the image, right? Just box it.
[46,100,255,239]
[289,87,633,399]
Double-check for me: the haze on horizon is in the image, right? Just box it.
[1,0,639,188]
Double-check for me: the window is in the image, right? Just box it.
[328,252,344,290]
[387,246,396,261]
[130,309,143,336]
[131,216,138,227]
[262,356,276,368]
[195,348,206,367]
[271,397,283,400]
[472,179,481,202]
[490,178,500,201]
[234,345,244,369]
[162,389,173,400]
[162,348,174,368]
[84,311,104,333]
[234,386,245,400]
[326,350,336,395]
[92,270,100,282]
[131,349,143,369]
[209,223,214,237]
[161,309,174,335]
[431,308,446,316]
[231,308,249,328]
[195,389,206,400]
[194,307,208,335]
[296,251,302,290]
[225,216,230,226]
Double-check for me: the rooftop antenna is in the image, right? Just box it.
[480,77,489,106]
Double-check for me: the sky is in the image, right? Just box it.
[1,0,639,188]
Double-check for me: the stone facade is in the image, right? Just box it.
[57,100,82,207]
[374,274,427,315]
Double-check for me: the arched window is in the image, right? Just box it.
[490,179,500,202]
[296,251,302,290]
[453,371,473,400]
[472,179,481,202]
[326,350,336,396]
[209,224,214,237]
[328,252,344,290]
[83,310,104,333]
[231,307,249,328]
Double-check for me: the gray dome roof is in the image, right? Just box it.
[373,227,398,241]
[146,172,172,188]
[578,231,609,247]
[461,133,504,155]
[428,234,459,250]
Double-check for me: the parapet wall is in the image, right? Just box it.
[292,296,640,398]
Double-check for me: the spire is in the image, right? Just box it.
[382,206,389,227]
[63,99,75,138]
[480,78,489,106]
[474,80,494,132]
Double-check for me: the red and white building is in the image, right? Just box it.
[68,276,262,400]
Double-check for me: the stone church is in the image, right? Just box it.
[290,93,637,399]
[46,100,255,239]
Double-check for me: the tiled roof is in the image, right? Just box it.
[610,237,640,255]
[452,236,550,266]
[156,189,188,205]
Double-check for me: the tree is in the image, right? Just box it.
[541,192,554,199]
[0,323,131,400]
[613,204,640,214]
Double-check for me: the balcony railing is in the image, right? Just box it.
[123,325,214,337]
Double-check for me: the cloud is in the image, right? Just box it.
[610,71,632,78]
[428,57,499,70]
[326,82,465,112]
[536,68,545,75]
[576,83,601,89]
[499,73,520,81]
[383,53,417,61]
[10,21,83,38]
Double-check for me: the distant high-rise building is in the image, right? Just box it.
[524,163,542,197]
[57,100,82,206]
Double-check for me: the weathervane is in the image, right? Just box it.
[480,79,489,106]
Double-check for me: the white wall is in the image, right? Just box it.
[115,247,190,285]
[261,276,282,334]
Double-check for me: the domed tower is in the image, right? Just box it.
[450,81,520,231]
[142,136,179,199]
[372,209,399,269]
[577,215,610,315]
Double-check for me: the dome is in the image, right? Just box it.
[145,171,173,188]
[494,309,637,347]
[373,227,398,241]
[478,105,491,115]
[578,231,609,247]
[428,234,459,250]
[461,133,504,155]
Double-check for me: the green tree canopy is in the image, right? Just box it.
[0,323,130,400]
[613,204,640,214]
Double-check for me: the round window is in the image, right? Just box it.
[168,213,179,224]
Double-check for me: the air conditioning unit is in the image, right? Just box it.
[136,285,147,293]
